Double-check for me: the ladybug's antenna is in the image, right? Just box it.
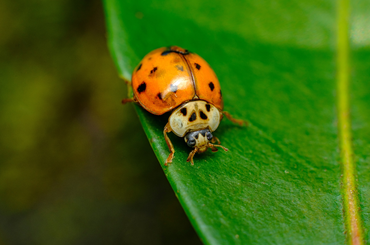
[208,143,228,153]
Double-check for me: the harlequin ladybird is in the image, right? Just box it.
[123,46,247,165]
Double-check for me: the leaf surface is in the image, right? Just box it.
[104,0,368,244]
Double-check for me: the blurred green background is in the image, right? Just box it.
[0,0,201,244]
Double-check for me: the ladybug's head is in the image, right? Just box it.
[184,129,228,164]
[185,129,213,153]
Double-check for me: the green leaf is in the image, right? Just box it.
[104,0,368,244]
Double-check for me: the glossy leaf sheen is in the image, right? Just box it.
[104,0,369,244]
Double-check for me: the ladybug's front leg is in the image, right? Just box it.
[163,123,175,166]
[186,148,198,166]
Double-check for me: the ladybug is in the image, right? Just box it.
[123,46,247,165]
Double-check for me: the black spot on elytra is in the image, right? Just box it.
[148,57,152,60]
[180,108,187,116]
[209,82,215,91]
[205,104,211,112]
[150,67,157,75]
[194,133,199,139]
[195,63,201,70]
[200,110,208,120]
[170,84,178,93]
[157,93,162,100]
[137,82,146,93]
[136,63,142,72]
[176,65,184,71]
[189,112,196,122]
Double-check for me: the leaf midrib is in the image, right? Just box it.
[337,0,364,244]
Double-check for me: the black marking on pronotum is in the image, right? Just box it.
[170,84,178,93]
[195,63,201,70]
[176,65,184,71]
[180,108,187,116]
[157,92,162,100]
[150,67,157,75]
[189,112,196,122]
[205,104,211,112]
[137,82,146,93]
[194,133,199,139]
[200,130,206,137]
[209,82,215,91]
[136,63,142,72]
[200,110,208,120]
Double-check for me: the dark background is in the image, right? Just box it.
[0,0,201,244]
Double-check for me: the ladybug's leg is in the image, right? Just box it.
[120,75,136,104]
[222,111,248,126]
[120,75,131,85]
[163,123,175,166]
[186,148,198,166]
[122,97,137,105]
[211,136,221,145]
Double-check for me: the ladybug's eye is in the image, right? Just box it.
[187,138,196,147]
[206,132,213,140]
